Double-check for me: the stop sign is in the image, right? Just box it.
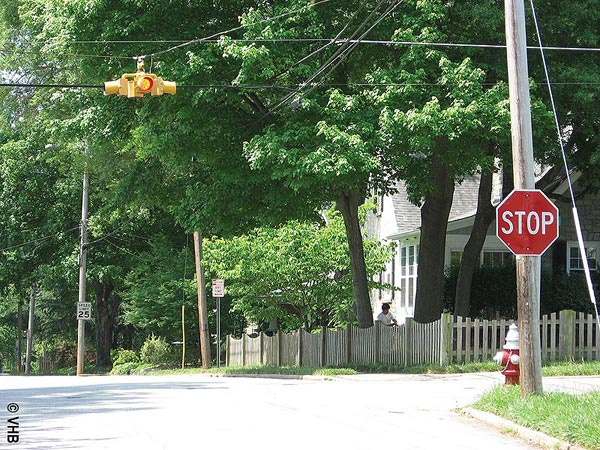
[496,189,559,256]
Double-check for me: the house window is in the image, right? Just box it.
[482,251,514,267]
[450,251,463,267]
[568,245,598,272]
[398,241,419,316]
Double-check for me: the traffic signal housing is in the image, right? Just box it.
[104,71,176,97]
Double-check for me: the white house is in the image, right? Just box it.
[367,168,600,322]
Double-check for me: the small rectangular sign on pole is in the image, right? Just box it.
[77,302,92,320]
[212,279,225,298]
[211,279,224,368]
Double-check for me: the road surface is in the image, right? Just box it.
[1,372,540,449]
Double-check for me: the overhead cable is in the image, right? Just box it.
[529,0,600,329]
[268,0,402,117]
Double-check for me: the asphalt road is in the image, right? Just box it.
[1,373,545,450]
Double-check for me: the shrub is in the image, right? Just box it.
[110,362,153,375]
[140,335,174,365]
[111,348,139,366]
[444,264,598,318]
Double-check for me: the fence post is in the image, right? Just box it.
[259,332,265,366]
[242,334,246,367]
[439,313,452,366]
[277,330,282,367]
[346,325,352,365]
[321,328,327,367]
[559,309,575,360]
[225,335,230,367]
[405,318,414,367]
[375,321,381,364]
[298,329,303,367]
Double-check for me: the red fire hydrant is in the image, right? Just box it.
[493,323,520,385]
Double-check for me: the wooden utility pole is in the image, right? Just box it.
[193,231,212,368]
[504,0,543,395]
[25,282,36,375]
[17,299,22,372]
[76,146,89,376]
[181,304,186,369]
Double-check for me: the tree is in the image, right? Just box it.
[226,0,412,327]
[377,51,511,322]
[203,207,394,331]
[0,0,322,366]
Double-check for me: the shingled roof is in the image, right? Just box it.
[391,175,481,237]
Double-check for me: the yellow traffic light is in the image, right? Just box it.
[104,60,176,98]
[137,75,154,92]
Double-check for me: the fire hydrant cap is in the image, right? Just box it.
[504,323,520,349]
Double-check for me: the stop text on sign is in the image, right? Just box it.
[499,210,556,235]
[496,189,559,256]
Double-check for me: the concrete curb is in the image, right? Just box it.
[205,373,337,381]
[461,407,586,450]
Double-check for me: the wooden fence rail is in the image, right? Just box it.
[226,310,600,368]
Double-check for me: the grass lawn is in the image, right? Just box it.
[473,385,600,450]
[110,359,600,377]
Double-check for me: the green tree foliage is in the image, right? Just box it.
[2,0,599,366]
[204,207,394,331]
[121,235,197,341]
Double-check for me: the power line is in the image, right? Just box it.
[268,0,401,117]
[529,0,600,332]
[9,38,600,52]
[0,227,79,253]
[0,0,334,65]
[2,80,600,91]
[145,0,333,60]
[273,0,370,81]
[0,83,102,89]
[2,39,600,66]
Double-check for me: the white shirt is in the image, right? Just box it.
[377,311,395,326]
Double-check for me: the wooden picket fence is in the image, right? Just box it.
[226,309,600,367]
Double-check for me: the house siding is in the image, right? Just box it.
[556,193,600,242]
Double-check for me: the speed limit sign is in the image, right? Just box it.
[77,302,92,320]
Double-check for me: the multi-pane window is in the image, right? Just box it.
[398,241,419,316]
[482,251,515,267]
[569,246,598,272]
[450,251,463,267]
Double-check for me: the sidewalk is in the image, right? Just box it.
[544,374,600,394]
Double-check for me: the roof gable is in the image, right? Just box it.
[391,175,480,236]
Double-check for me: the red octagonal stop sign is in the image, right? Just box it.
[496,189,559,256]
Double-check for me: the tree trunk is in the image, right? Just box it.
[414,155,455,323]
[94,280,117,369]
[454,170,495,317]
[336,189,373,328]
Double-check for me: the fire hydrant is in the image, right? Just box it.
[493,323,520,385]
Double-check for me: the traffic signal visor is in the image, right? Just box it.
[151,78,177,96]
[104,78,127,96]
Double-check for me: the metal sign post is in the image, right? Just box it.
[212,279,225,367]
